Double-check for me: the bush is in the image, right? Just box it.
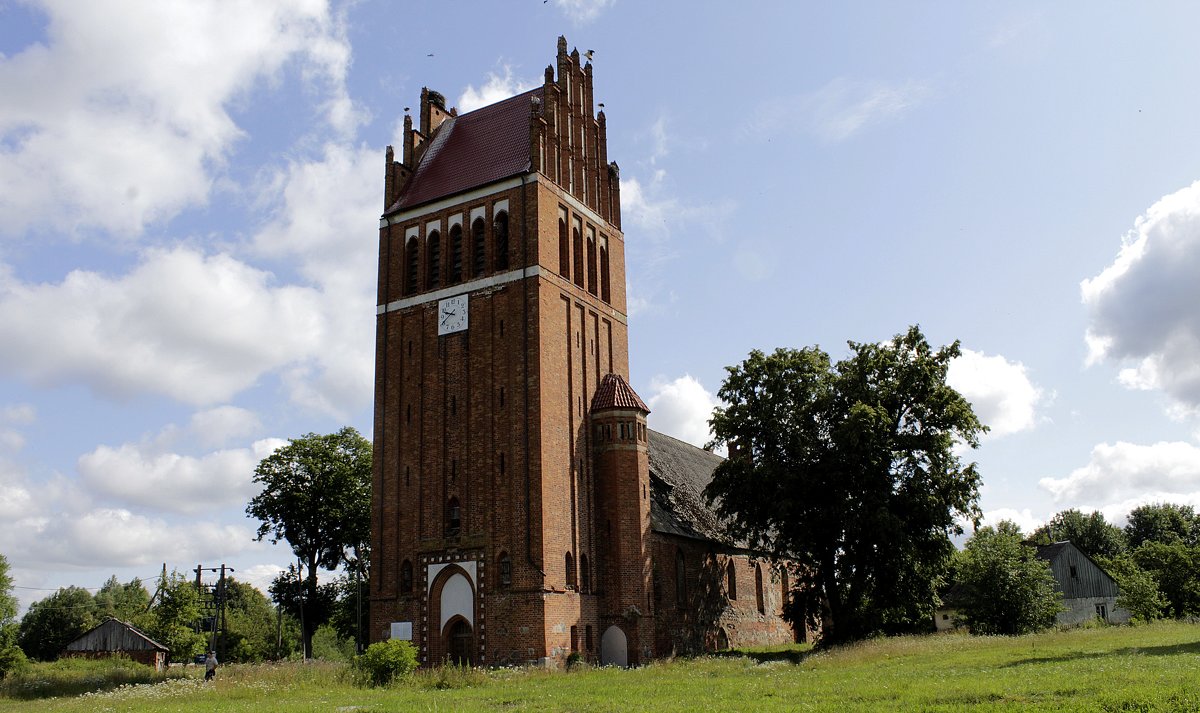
[352,639,417,686]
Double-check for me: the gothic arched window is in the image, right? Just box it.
[558,216,570,277]
[471,217,486,277]
[446,496,461,535]
[565,551,576,589]
[427,230,441,289]
[449,223,463,283]
[400,560,413,593]
[572,222,584,288]
[727,559,737,601]
[493,211,509,271]
[675,548,686,608]
[755,563,765,614]
[586,229,597,295]
[405,237,419,296]
[599,237,610,302]
[499,551,512,587]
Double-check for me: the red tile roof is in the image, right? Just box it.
[591,373,650,412]
[388,87,543,213]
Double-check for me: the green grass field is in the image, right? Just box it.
[3,621,1199,712]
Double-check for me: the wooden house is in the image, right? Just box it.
[62,618,169,670]
[1036,541,1130,625]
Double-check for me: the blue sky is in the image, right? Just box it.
[2,0,1200,610]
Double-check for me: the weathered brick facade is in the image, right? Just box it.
[370,37,799,667]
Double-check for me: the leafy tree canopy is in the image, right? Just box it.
[93,576,150,622]
[954,521,1063,635]
[1096,553,1166,623]
[1125,503,1198,549]
[246,427,370,658]
[1131,541,1200,618]
[1031,509,1126,559]
[705,326,985,646]
[0,554,27,678]
[17,586,97,661]
[141,570,207,662]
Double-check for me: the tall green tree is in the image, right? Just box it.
[93,576,150,622]
[1096,553,1165,622]
[17,586,97,661]
[1125,503,1198,549]
[705,326,985,646]
[246,427,371,658]
[0,554,27,678]
[1131,541,1200,618]
[221,578,286,662]
[1032,509,1126,559]
[142,570,206,662]
[954,521,1062,635]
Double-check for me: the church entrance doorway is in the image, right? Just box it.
[599,625,628,667]
[446,619,474,666]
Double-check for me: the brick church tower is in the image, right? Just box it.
[370,37,654,667]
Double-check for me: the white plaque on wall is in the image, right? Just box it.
[390,621,413,640]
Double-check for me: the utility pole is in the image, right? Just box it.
[194,563,234,661]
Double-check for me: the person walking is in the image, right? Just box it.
[204,651,218,681]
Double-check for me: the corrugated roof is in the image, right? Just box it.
[389,87,543,213]
[591,373,650,412]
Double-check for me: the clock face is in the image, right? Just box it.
[437,294,469,335]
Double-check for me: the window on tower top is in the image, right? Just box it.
[499,552,512,586]
[586,227,597,295]
[471,217,486,277]
[494,211,509,271]
[599,235,610,303]
[558,212,570,277]
[572,219,584,288]
[405,237,419,296]
[449,223,463,284]
[427,230,441,289]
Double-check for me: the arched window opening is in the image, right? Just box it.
[727,560,737,600]
[780,566,790,608]
[565,551,576,589]
[600,242,610,302]
[471,217,486,277]
[493,211,509,271]
[405,237,419,295]
[499,551,512,587]
[400,560,413,593]
[427,230,441,289]
[586,230,597,295]
[558,216,570,277]
[675,549,686,608]
[580,554,591,593]
[755,563,765,614]
[446,497,461,535]
[572,224,584,288]
[449,224,463,283]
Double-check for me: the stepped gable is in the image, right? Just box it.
[647,429,735,545]
[591,372,650,412]
[389,86,544,213]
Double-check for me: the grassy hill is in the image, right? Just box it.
[3,621,1199,711]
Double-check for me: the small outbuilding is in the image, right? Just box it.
[62,618,169,670]
[1036,541,1131,625]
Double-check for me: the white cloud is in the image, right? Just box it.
[189,406,262,449]
[78,438,285,514]
[1039,440,1200,507]
[0,404,36,425]
[977,507,1043,537]
[645,374,718,450]
[457,66,539,114]
[553,0,615,25]
[1082,180,1200,413]
[251,142,378,416]
[947,348,1043,438]
[742,77,933,143]
[0,248,326,405]
[0,0,358,238]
